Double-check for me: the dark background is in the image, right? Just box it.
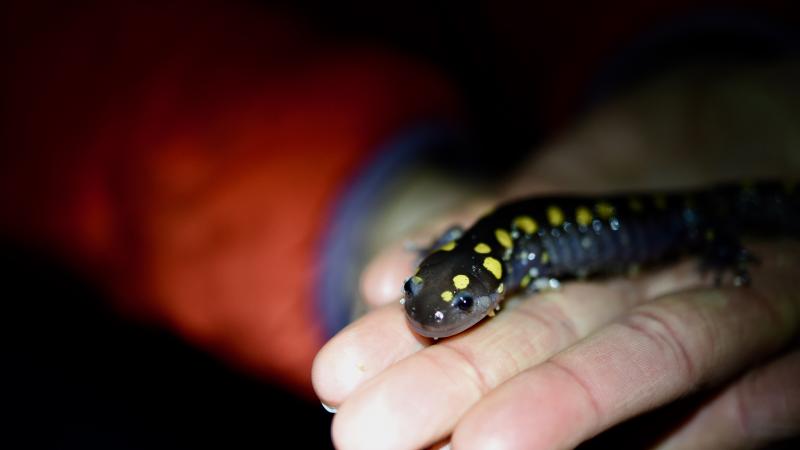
[4,1,799,448]
[282,0,800,167]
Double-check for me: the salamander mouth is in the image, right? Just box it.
[406,315,484,338]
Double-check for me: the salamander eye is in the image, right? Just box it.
[403,278,414,296]
[404,276,422,297]
[455,293,474,311]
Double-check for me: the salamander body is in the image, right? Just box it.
[403,181,799,338]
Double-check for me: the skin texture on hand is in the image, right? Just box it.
[312,66,800,449]
[451,241,799,450]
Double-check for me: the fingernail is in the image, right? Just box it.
[321,401,337,413]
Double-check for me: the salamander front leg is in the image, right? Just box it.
[405,225,464,259]
[520,273,562,295]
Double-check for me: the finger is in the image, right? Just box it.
[312,302,426,407]
[452,241,800,450]
[359,241,416,308]
[655,348,800,450]
[330,258,707,450]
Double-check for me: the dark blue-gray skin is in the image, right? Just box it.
[403,180,799,339]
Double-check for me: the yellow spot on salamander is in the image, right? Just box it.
[411,276,423,284]
[495,228,512,249]
[575,206,593,226]
[474,242,491,254]
[483,256,503,279]
[653,194,667,210]
[440,241,456,251]
[628,197,643,212]
[595,202,615,219]
[496,283,504,294]
[521,274,531,288]
[441,291,453,302]
[547,206,564,226]
[513,216,538,234]
[541,251,550,264]
[453,274,470,290]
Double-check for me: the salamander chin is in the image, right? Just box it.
[406,317,480,339]
[404,292,496,339]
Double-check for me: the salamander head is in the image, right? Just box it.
[403,247,503,338]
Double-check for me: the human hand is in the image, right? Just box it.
[313,66,800,448]
[313,219,800,449]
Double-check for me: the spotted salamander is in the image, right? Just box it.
[402,180,799,338]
